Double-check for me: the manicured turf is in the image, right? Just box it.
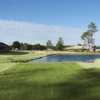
[0,63,16,73]
[77,59,100,68]
[0,62,100,100]
[0,51,48,63]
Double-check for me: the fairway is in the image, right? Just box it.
[1,62,100,100]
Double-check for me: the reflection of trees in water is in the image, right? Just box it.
[46,56,52,62]
[78,55,94,63]
[57,55,63,62]
[87,55,94,63]
[39,55,100,63]
[46,55,63,62]
[46,55,94,63]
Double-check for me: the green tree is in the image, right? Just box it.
[56,37,64,50]
[88,22,98,46]
[36,43,41,50]
[12,41,20,49]
[77,43,82,46]
[33,43,42,50]
[82,44,86,46]
[20,43,24,50]
[81,22,98,52]
[28,44,33,50]
[33,44,37,50]
[23,43,28,50]
[81,31,91,51]
[41,45,46,50]
[46,40,53,48]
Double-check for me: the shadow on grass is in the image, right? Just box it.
[1,68,100,100]
[43,68,100,100]
[0,51,29,55]
[4,67,55,76]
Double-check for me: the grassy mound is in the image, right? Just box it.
[77,59,100,68]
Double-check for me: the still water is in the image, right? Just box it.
[28,55,100,63]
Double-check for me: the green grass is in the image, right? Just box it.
[1,62,100,100]
[77,58,100,68]
[0,51,29,55]
[0,51,48,63]
[0,51,100,63]
[0,63,16,73]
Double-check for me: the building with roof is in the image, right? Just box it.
[0,42,10,52]
[64,46,97,52]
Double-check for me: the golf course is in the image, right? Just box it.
[1,51,100,100]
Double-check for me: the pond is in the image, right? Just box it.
[28,55,100,63]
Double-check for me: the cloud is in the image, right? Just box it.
[1,19,99,46]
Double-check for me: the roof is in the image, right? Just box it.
[0,42,9,47]
[65,46,97,50]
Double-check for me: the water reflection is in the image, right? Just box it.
[28,55,100,63]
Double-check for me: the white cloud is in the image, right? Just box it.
[0,19,100,46]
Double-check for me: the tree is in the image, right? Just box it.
[46,40,53,48]
[28,44,33,50]
[81,22,98,52]
[23,43,28,50]
[12,41,20,49]
[81,31,91,51]
[33,44,38,50]
[41,45,46,50]
[77,43,82,46]
[82,44,86,46]
[33,43,43,50]
[56,37,64,50]
[20,43,24,50]
[88,22,98,46]
[97,46,100,49]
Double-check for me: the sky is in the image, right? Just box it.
[0,0,100,46]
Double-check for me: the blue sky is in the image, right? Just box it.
[0,0,100,46]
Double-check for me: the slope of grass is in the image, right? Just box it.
[77,59,100,68]
[0,63,16,73]
[0,62,100,100]
[0,51,48,63]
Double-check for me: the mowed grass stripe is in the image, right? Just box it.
[77,59,100,68]
[0,63,16,73]
[0,62,100,100]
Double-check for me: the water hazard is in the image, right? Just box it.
[28,55,100,63]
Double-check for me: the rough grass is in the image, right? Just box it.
[0,51,100,63]
[0,62,100,100]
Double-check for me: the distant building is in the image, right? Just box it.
[47,47,58,51]
[95,49,100,53]
[64,46,97,52]
[0,42,10,52]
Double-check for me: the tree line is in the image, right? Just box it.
[11,37,64,50]
[11,37,74,50]
[11,22,99,51]
[12,42,46,50]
